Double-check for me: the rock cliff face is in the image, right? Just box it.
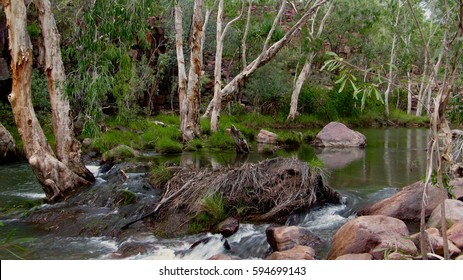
[312,122,366,148]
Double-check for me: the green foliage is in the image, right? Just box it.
[184,138,203,152]
[156,138,182,154]
[92,130,137,153]
[149,165,173,188]
[0,103,14,128]
[205,130,235,150]
[64,0,172,136]
[31,69,51,115]
[102,144,138,162]
[118,189,136,205]
[27,22,41,39]
[0,222,34,259]
[244,59,293,115]
[202,193,227,223]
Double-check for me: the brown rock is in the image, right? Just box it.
[208,254,240,260]
[448,221,463,249]
[327,215,417,260]
[257,129,278,144]
[266,226,321,252]
[0,123,16,161]
[358,181,448,222]
[312,122,366,148]
[267,246,315,260]
[427,199,463,229]
[411,227,461,257]
[335,253,373,260]
[216,217,239,238]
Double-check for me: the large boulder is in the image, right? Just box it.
[267,246,315,260]
[312,122,366,148]
[427,199,463,229]
[0,122,17,162]
[266,225,321,252]
[326,215,417,260]
[357,181,449,222]
[448,221,463,249]
[257,129,278,144]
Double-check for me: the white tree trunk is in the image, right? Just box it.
[287,2,332,122]
[174,4,188,140]
[183,0,204,141]
[210,0,245,132]
[203,0,329,117]
[34,0,94,182]
[287,52,315,121]
[407,71,412,114]
[3,0,92,201]
[384,2,401,116]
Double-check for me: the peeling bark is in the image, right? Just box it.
[183,0,204,141]
[3,0,92,202]
[34,0,94,182]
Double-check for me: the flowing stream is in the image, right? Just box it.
[0,128,429,259]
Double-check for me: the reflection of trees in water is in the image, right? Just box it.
[328,129,429,190]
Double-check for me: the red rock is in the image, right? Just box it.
[312,122,366,148]
[267,246,315,260]
[327,215,417,260]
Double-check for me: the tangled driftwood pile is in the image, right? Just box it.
[157,157,340,223]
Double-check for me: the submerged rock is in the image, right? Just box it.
[312,122,366,148]
[327,215,417,260]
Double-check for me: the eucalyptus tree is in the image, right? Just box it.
[407,0,463,260]
[203,0,330,125]
[2,0,94,201]
[287,2,333,121]
[210,0,244,133]
[175,0,204,141]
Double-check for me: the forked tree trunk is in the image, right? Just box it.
[183,0,204,141]
[203,0,329,117]
[287,2,332,122]
[210,0,244,132]
[34,0,94,182]
[3,0,92,201]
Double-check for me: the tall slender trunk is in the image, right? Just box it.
[287,52,315,121]
[287,2,332,122]
[3,0,92,202]
[384,2,401,116]
[183,0,204,141]
[174,4,188,139]
[407,71,412,114]
[204,0,329,117]
[210,0,245,132]
[34,0,93,182]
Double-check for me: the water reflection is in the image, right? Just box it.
[314,147,365,169]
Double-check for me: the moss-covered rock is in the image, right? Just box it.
[102,145,139,163]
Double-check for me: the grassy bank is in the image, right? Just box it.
[81,110,429,158]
